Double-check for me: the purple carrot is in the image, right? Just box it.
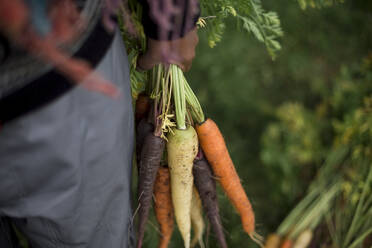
[137,133,165,248]
[193,153,228,248]
[136,118,154,170]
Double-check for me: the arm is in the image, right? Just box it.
[0,0,119,98]
[138,0,200,72]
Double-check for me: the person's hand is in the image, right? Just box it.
[0,0,29,39]
[137,28,199,72]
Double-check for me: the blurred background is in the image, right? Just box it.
[1,0,370,247]
[143,0,372,247]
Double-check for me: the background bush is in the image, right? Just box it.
[142,0,372,246]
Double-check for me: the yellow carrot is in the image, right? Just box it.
[167,126,198,248]
[191,188,205,248]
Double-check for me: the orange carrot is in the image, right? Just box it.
[280,239,293,248]
[135,93,151,124]
[195,118,261,244]
[154,167,174,248]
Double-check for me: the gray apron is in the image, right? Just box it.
[0,30,135,248]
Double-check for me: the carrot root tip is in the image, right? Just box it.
[249,232,264,248]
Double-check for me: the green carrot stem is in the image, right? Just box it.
[154,65,161,109]
[325,212,340,247]
[186,108,194,127]
[308,146,349,191]
[362,193,372,214]
[343,164,372,247]
[289,182,340,239]
[152,64,164,134]
[165,68,172,116]
[277,187,321,235]
[171,65,186,130]
[309,205,328,230]
[183,76,205,124]
[161,68,170,117]
[278,146,349,236]
[348,227,372,248]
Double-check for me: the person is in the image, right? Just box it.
[0,0,199,247]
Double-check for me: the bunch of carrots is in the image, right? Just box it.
[119,1,262,247]
[133,64,262,248]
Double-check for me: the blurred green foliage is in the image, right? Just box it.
[297,0,344,10]
[265,61,372,246]
[139,0,372,247]
[188,0,370,247]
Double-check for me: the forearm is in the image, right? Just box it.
[140,0,200,41]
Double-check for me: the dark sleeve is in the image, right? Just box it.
[140,0,200,40]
